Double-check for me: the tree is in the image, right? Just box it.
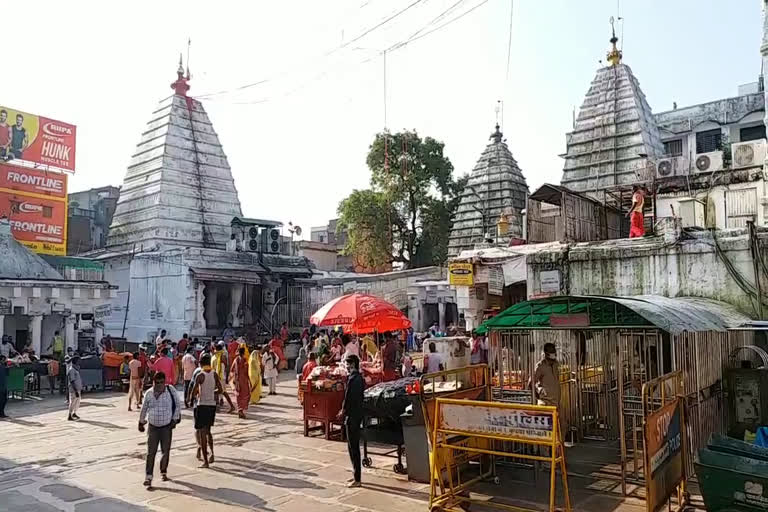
[337,130,466,269]
[336,189,398,271]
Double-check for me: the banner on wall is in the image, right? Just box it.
[0,106,76,171]
[0,162,67,198]
[0,191,67,255]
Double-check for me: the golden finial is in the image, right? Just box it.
[606,16,622,66]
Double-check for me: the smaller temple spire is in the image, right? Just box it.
[490,123,503,144]
[606,16,622,66]
[171,53,191,97]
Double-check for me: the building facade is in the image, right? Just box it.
[67,185,120,255]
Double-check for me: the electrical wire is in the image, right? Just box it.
[196,0,426,99]
[505,0,514,84]
[201,0,490,107]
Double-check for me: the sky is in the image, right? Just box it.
[3,0,763,240]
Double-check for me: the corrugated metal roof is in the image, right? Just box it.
[481,295,752,335]
[592,295,752,334]
[190,266,261,285]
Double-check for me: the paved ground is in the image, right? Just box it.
[0,374,689,512]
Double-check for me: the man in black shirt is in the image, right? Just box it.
[340,354,365,487]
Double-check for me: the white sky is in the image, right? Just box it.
[3,0,763,239]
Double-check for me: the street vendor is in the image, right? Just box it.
[360,333,378,362]
[381,332,398,382]
[532,343,560,407]
[316,335,332,366]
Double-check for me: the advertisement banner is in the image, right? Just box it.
[0,191,67,255]
[644,399,684,511]
[439,402,554,442]
[449,262,474,286]
[0,163,67,199]
[0,106,76,171]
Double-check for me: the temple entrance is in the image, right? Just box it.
[202,281,263,334]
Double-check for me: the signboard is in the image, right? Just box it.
[550,313,590,328]
[0,163,67,198]
[474,266,489,284]
[644,399,684,512]
[94,304,112,321]
[488,266,504,296]
[540,270,561,293]
[439,402,554,442]
[0,191,67,255]
[449,263,474,286]
[0,298,12,315]
[0,106,76,171]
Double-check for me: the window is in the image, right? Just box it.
[663,139,683,156]
[696,129,722,153]
[740,125,766,142]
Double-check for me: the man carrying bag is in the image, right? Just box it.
[138,371,180,488]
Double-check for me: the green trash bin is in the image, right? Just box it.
[696,435,768,511]
[7,367,24,398]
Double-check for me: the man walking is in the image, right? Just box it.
[190,354,230,467]
[533,343,560,408]
[67,355,83,421]
[182,346,197,407]
[128,352,142,411]
[339,354,365,488]
[138,371,180,488]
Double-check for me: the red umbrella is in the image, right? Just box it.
[310,293,411,334]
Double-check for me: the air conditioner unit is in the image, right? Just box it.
[732,139,767,169]
[246,226,259,252]
[694,151,724,173]
[269,228,281,253]
[654,156,689,179]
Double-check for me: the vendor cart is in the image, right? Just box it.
[303,381,345,440]
[361,376,419,475]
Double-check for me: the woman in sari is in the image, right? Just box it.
[230,346,250,418]
[248,345,262,405]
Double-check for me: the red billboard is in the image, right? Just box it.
[0,106,76,171]
[0,163,66,199]
[0,191,67,255]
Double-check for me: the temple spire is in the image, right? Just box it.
[171,53,190,97]
[606,16,622,67]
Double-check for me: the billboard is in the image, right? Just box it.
[0,163,66,198]
[0,106,76,171]
[0,189,67,255]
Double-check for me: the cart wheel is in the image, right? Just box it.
[362,457,372,468]
[394,463,405,474]
[493,476,501,485]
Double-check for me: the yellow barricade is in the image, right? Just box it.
[429,398,571,512]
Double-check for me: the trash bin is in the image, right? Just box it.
[402,400,431,483]
[696,434,768,511]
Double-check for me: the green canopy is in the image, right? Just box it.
[477,296,652,333]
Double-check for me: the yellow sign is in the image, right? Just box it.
[449,262,474,286]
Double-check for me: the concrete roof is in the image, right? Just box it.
[0,219,63,280]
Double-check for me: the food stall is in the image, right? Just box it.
[303,292,413,441]
[302,362,385,439]
[5,354,47,399]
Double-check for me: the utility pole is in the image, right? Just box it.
[749,220,764,319]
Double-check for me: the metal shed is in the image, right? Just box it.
[526,184,626,243]
[480,294,754,494]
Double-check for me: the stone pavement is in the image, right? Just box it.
[0,374,683,512]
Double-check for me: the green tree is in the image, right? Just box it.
[337,130,466,269]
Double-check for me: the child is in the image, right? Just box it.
[262,348,279,396]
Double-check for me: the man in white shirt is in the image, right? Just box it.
[424,342,444,374]
[139,371,181,488]
[0,335,17,358]
[341,334,359,360]
[155,329,167,346]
